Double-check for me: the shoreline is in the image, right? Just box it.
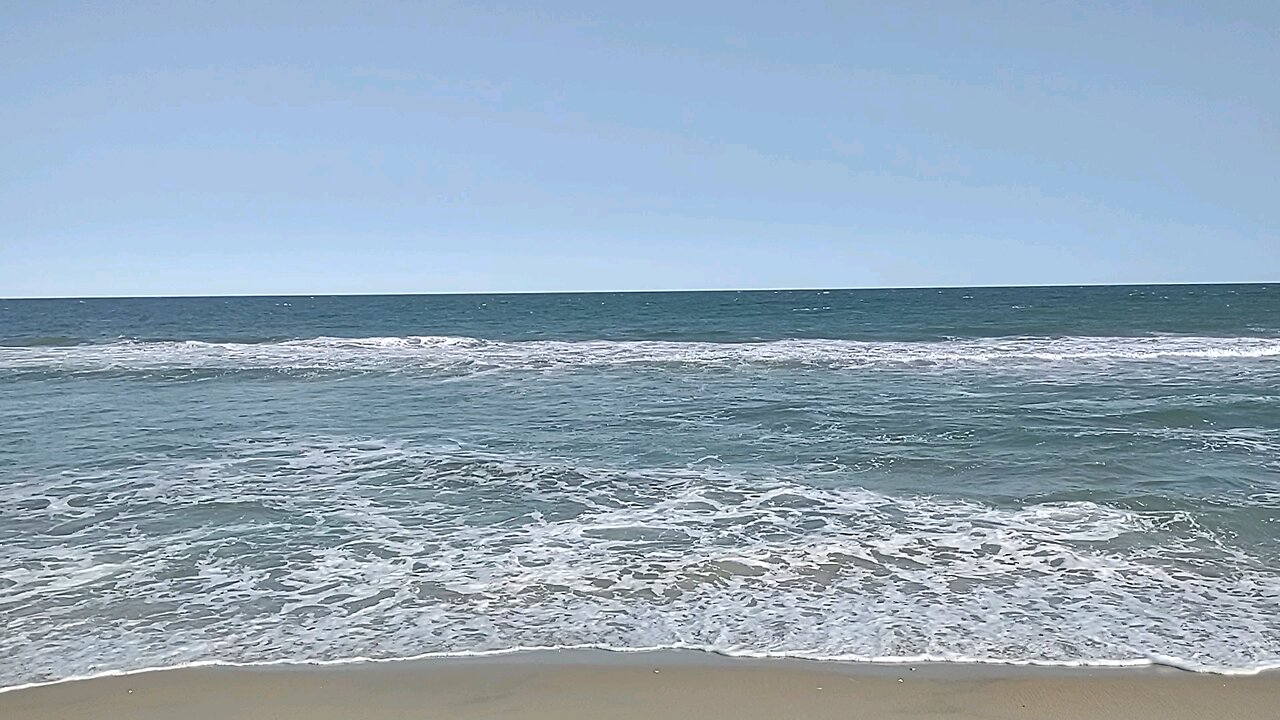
[4,650,1280,720]
[5,640,1274,691]
[5,645,1277,695]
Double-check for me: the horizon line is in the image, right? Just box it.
[1,279,1274,301]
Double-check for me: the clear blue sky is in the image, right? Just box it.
[2,1,1277,297]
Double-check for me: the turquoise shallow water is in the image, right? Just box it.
[2,285,1279,685]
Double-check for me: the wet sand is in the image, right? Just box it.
[3,651,1278,720]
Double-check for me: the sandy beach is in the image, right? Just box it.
[3,651,1278,720]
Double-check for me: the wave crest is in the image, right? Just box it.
[3,335,1279,376]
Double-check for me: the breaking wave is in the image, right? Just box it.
[3,334,1279,377]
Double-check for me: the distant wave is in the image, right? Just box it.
[2,335,1279,376]
[0,335,90,347]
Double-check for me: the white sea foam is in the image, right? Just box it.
[2,437,1278,688]
[2,335,1278,376]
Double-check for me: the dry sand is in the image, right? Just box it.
[2,651,1277,719]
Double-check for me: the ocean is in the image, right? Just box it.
[2,284,1279,687]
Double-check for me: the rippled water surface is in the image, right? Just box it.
[2,285,1279,685]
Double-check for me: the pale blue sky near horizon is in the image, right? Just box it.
[2,1,1277,297]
